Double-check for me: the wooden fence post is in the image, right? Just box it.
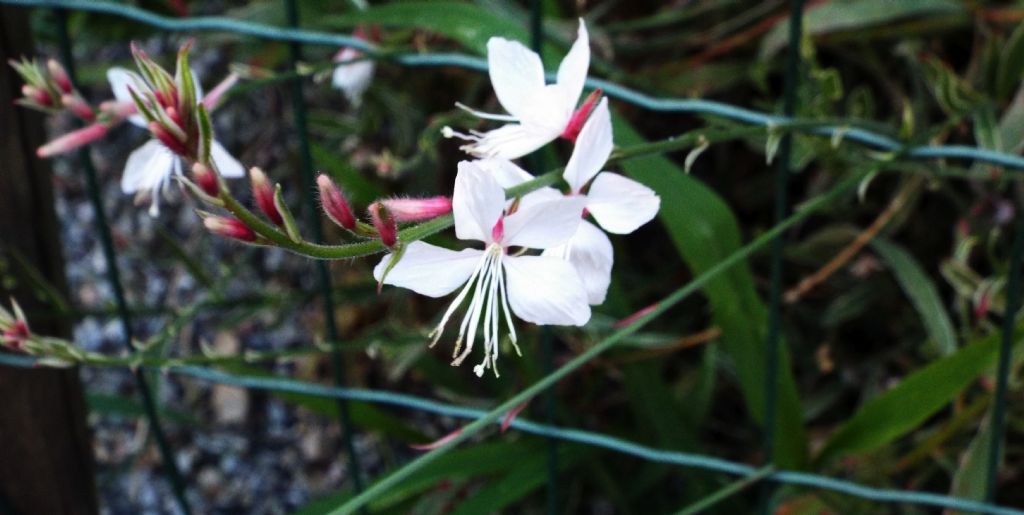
[0,5,99,514]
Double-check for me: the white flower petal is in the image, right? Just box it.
[210,141,245,178]
[453,161,506,243]
[487,37,546,120]
[121,140,175,194]
[543,220,613,304]
[461,123,562,160]
[332,48,375,106]
[586,173,661,234]
[473,158,534,188]
[503,196,586,249]
[503,255,590,326]
[556,19,590,112]
[373,241,484,298]
[106,67,147,127]
[563,97,612,192]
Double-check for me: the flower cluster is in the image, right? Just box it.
[377,20,660,376]
[15,22,660,378]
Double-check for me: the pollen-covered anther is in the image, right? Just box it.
[560,88,603,143]
[203,215,256,242]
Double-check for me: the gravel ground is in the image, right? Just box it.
[46,40,385,514]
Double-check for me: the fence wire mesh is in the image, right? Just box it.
[1,1,1022,514]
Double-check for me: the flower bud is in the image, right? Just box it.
[46,59,73,94]
[317,174,356,231]
[148,121,189,157]
[192,162,219,197]
[22,85,52,107]
[368,201,397,247]
[381,196,452,222]
[37,123,108,157]
[561,88,603,143]
[62,94,95,122]
[250,167,283,226]
[2,320,29,351]
[203,215,256,242]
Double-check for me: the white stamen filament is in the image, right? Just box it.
[454,102,519,122]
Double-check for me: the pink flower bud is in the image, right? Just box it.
[47,59,73,94]
[380,196,452,222]
[100,100,138,121]
[165,106,183,127]
[369,202,397,247]
[22,85,52,107]
[203,216,256,242]
[317,174,356,231]
[2,320,29,350]
[250,167,283,226]
[192,162,219,197]
[148,121,190,157]
[561,88,603,143]
[37,123,108,157]
[62,94,95,122]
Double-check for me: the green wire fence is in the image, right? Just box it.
[1,0,1022,514]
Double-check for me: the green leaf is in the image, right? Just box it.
[613,116,808,469]
[997,21,1024,100]
[87,393,197,425]
[760,0,964,58]
[871,239,957,355]
[816,328,1015,464]
[949,410,997,511]
[321,2,559,63]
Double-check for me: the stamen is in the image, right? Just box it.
[453,251,495,366]
[429,252,488,347]
[496,257,520,355]
[454,102,519,122]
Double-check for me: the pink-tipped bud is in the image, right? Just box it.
[148,121,190,157]
[165,106,183,127]
[62,94,95,122]
[37,123,108,157]
[203,216,256,242]
[317,174,356,231]
[380,196,452,222]
[22,85,52,107]
[369,202,397,247]
[46,59,73,94]
[491,216,504,242]
[2,320,29,350]
[561,88,604,142]
[250,167,283,225]
[202,73,239,110]
[192,162,219,197]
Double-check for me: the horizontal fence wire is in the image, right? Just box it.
[3,0,1022,513]
[0,353,1018,515]
[6,0,1024,171]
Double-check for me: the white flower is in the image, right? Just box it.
[332,45,375,107]
[107,67,244,216]
[443,19,592,159]
[475,98,660,304]
[374,161,590,377]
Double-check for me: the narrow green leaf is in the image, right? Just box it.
[949,410,997,510]
[872,239,957,355]
[997,21,1024,100]
[816,328,1015,463]
[614,116,808,469]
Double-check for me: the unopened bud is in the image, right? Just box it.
[250,167,283,225]
[46,59,73,94]
[37,123,108,157]
[22,85,52,107]
[317,174,356,230]
[62,94,95,121]
[2,320,29,351]
[149,121,189,157]
[561,88,603,143]
[192,162,219,197]
[368,202,397,247]
[203,215,256,242]
[100,100,138,121]
[381,196,452,222]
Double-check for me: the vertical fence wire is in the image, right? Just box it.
[528,1,559,513]
[51,9,192,515]
[281,0,366,504]
[762,0,804,511]
[986,217,1024,501]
